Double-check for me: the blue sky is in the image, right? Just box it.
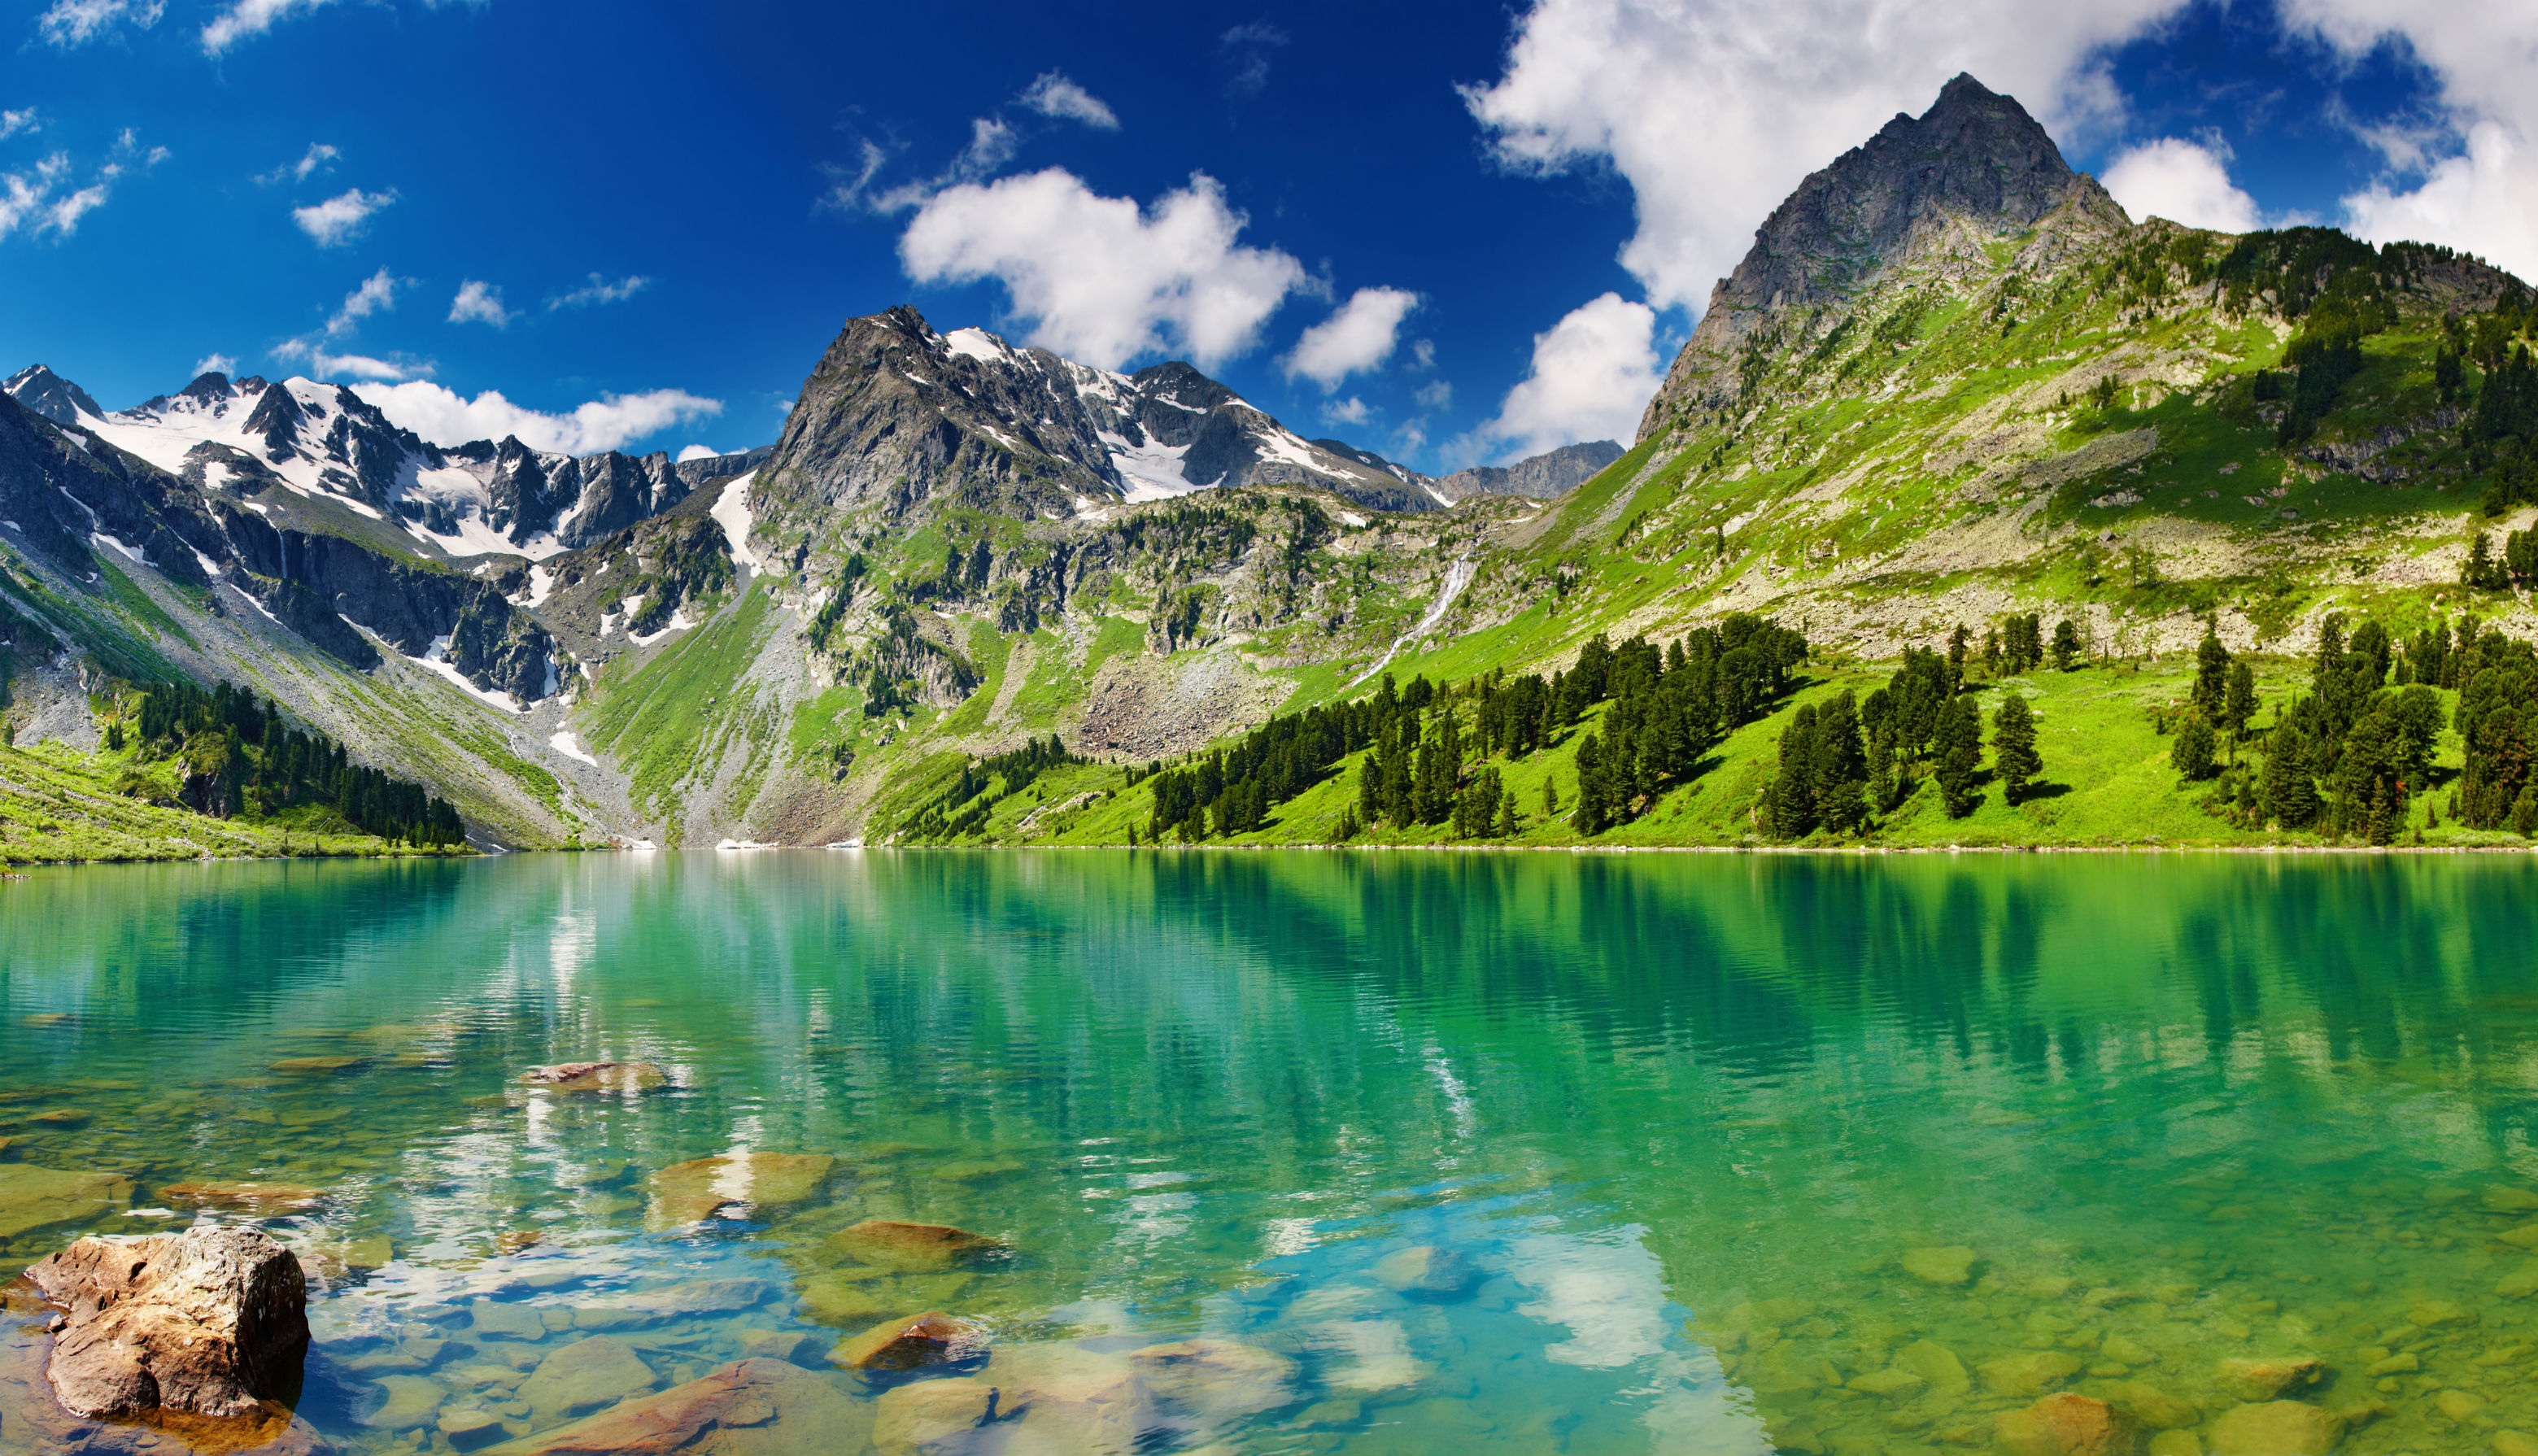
[2,0,2527,469]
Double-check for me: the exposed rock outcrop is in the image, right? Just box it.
[24,1223,310,1420]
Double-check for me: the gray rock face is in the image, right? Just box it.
[1638,72,2122,436]
[755,307,1439,572]
[2,364,104,428]
[1434,441,1624,501]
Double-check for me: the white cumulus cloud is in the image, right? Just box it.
[201,0,331,54]
[325,267,399,336]
[1020,71,1119,129]
[36,0,161,48]
[2274,2,2538,279]
[0,110,35,142]
[352,382,723,456]
[2101,137,2264,232]
[1478,293,1660,458]
[901,168,1306,369]
[292,187,392,247]
[1284,286,1419,390]
[1322,396,1372,425]
[448,279,515,328]
[1465,0,2196,315]
[194,352,238,377]
[675,443,722,463]
[547,272,650,311]
[0,151,122,241]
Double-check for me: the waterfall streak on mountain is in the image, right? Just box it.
[1350,556,1473,688]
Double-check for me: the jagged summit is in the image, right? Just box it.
[1638,73,2130,436]
[3,364,106,429]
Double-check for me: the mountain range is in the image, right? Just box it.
[0,72,2527,853]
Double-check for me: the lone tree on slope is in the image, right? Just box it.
[1992,694,2043,804]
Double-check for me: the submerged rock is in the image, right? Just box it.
[2089,1378,2200,1429]
[522,1061,669,1094]
[1995,1393,2138,1456]
[1896,1339,1971,1396]
[24,1223,311,1420]
[162,1181,324,1215]
[872,1376,999,1456]
[486,1357,868,1454]
[1981,1350,2085,1397]
[644,1152,835,1227]
[2217,1358,2324,1402]
[832,1313,984,1372]
[0,1163,133,1238]
[1127,1337,1296,1419]
[992,1344,1143,1452]
[362,1374,444,1431]
[517,1336,659,1419]
[2207,1401,2343,1455]
[1901,1245,1978,1286]
[829,1218,1002,1271]
[1372,1245,1479,1298]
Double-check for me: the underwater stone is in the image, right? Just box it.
[1372,1245,1479,1297]
[522,1061,669,1094]
[1995,1393,2139,1456]
[988,1344,1143,1453]
[2088,1379,2200,1429]
[1980,1350,2084,1397]
[470,1301,547,1340]
[2148,1432,2203,1456]
[1901,1245,1978,1286]
[829,1218,1001,1271]
[872,1376,999,1455]
[438,1406,508,1450]
[644,1153,835,1227]
[0,1163,133,1238]
[2484,1187,2538,1211]
[364,1375,446,1430]
[161,1180,323,1214]
[2493,1432,2538,1456]
[1896,1339,1971,1395]
[1128,1337,1297,1419]
[2209,1402,2343,1454]
[518,1336,659,1419]
[487,1357,870,1454]
[2499,1264,2538,1299]
[2217,1358,2324,1401]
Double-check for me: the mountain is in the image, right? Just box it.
[1433,441,1624,501]
[2,365,103,429]
[7,70,2536,857]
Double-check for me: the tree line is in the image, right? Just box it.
[123,679,466,847]
[1133,613,1808,844]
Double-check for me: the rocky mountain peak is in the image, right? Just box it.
[179,372,236,403]
[4,364,106,428]
[1637,73,2101,435]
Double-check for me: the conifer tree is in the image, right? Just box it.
[2261,722,2320,827]
[1811,691,1869,834]
[1570,734,1610,835]
[2173,715,2217,781]
[1933,695,1983,817]
[1992,694,2041,804]
[2050,618,2084,671]
[2222,662,2258,754]
[1768,704,1820,839]
[2192,621,2230,720]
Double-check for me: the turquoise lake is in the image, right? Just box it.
[3,849,2537,1454]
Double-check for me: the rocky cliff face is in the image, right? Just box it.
[1435,440,1624,501]
[2,364,105,429]
[1638,73,2126,437]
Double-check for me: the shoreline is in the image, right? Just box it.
[14,840,2537,868]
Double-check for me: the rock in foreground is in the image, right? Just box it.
[24,1223,310,1419]
[832,1313,984,1372]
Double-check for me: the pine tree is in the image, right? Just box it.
[1811,691,1869,833]
[2050,618,2084,671]
[1992,694,2041,804]
[1570,734,1610,835]
[1933,695,1983,818]
[2173,715,2217,781]
[1947,626,1972,692]
[1494,791,1518,838]
[1769,704,1820,839]
[2192,621,2230,720]
[2261,723,2320,827]
[2222,662,2258,755]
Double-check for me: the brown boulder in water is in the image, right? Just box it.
[831,1313,984,1372]
[487,1356,870,1454]
[24,1223,311,1420]
[524,1061,669,1093]
[162,1181,324,1215]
